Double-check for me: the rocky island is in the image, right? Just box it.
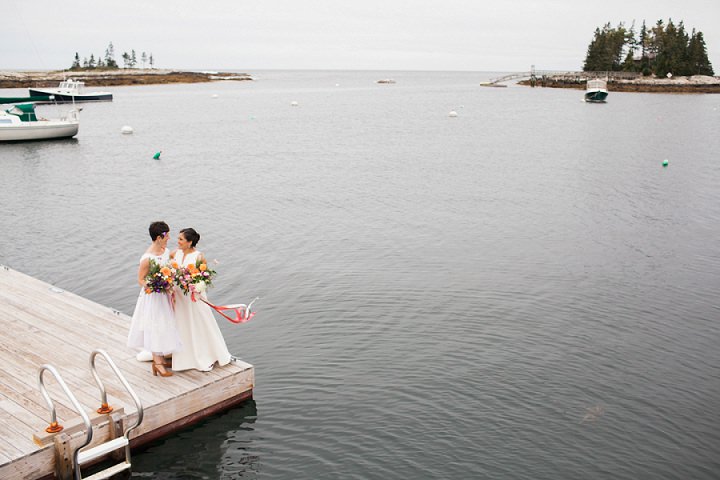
[519,73,720,93]
[0,69,252,89]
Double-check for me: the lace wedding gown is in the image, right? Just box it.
[172,250,232,371]
[127,249,182,355]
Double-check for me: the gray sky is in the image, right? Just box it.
[3,0,718,72]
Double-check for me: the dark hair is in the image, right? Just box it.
[180,228,201,247]
[149,221,169,241]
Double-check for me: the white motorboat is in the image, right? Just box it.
[29,79,112,103]
[0,99,79,142]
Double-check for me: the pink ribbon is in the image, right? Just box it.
[199,298,257,324]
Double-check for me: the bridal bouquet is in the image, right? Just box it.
[175,258,216,299]
[144,259,175,294]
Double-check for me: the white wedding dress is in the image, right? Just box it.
[171,250,232,371]
[127,249,182,355]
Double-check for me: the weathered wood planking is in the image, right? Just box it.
[0,266,254,479]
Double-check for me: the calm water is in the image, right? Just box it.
[1,70,720,479]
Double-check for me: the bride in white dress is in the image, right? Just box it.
[127,221,181,377]
[170,228,232,372]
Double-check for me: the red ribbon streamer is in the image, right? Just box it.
[199,298,256,324]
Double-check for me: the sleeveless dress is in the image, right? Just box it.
[171,250,232,372]
[127,249,182,355]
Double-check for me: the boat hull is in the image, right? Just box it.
[0,121,79,141]
[29,88,113,103]
[584,90,608,103]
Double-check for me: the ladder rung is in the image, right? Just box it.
[77,437,128,465]
[82,461,131,480]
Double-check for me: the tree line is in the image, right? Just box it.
[69,42,155,71]
[583,19,714,77]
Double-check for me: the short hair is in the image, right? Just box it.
[180,228,201,247]
[149,221,169,241]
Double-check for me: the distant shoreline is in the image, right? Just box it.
[518,74,720,93]
[0,69,252,89]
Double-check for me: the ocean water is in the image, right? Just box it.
[1,70,720,479]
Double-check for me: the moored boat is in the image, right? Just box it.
[0,98,79,142]
[29,79,112,103]
[585,78,608,102]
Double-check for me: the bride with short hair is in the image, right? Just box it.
[127,221,181,377]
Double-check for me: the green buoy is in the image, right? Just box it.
[153,151,162,160]
[662,159,668,167]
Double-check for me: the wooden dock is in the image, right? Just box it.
[0,266,254,479]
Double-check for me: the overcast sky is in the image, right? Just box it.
[3,0,718,73]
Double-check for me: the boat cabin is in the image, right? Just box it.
[5,103,38,122]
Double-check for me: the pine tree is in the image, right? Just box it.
[130,49,137,68]
[688,31,714,75]
[141,52,147,69]
[71,52,81,70]
[582,22,627,71]
[638,20,651,75]
[122,52,130,69]
[88,54,96,69]
[621,21,637,71]
[105,42,118,69]
[149,53,154,69]
[622,50,635,71]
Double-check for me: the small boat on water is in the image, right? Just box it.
[0,97,79,142]
[376,79,396,84]
[584,78,608,103]
[29,79,112,103]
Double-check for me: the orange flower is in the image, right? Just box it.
[171,261,179,269]
[187,263,198,273]
[199,263,207,271]
[160,267,172,277]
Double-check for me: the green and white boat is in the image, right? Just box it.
[584,79,608,103]
[0,96,79,142]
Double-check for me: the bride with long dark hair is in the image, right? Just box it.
[170,227,232,371]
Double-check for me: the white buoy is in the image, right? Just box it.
[211,94,219,99]
[448,111,458,117]
[291,101,299,107]
[121,126,134,134]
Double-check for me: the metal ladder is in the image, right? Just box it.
[38,349,144,480]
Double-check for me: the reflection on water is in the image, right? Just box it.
[131,401,259,479]
[1,136,79,146]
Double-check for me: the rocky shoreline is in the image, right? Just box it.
[0,69,252,89]
[518,74,720,93]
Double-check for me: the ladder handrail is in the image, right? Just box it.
[88,349,144,438]
[38,364,92,480]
